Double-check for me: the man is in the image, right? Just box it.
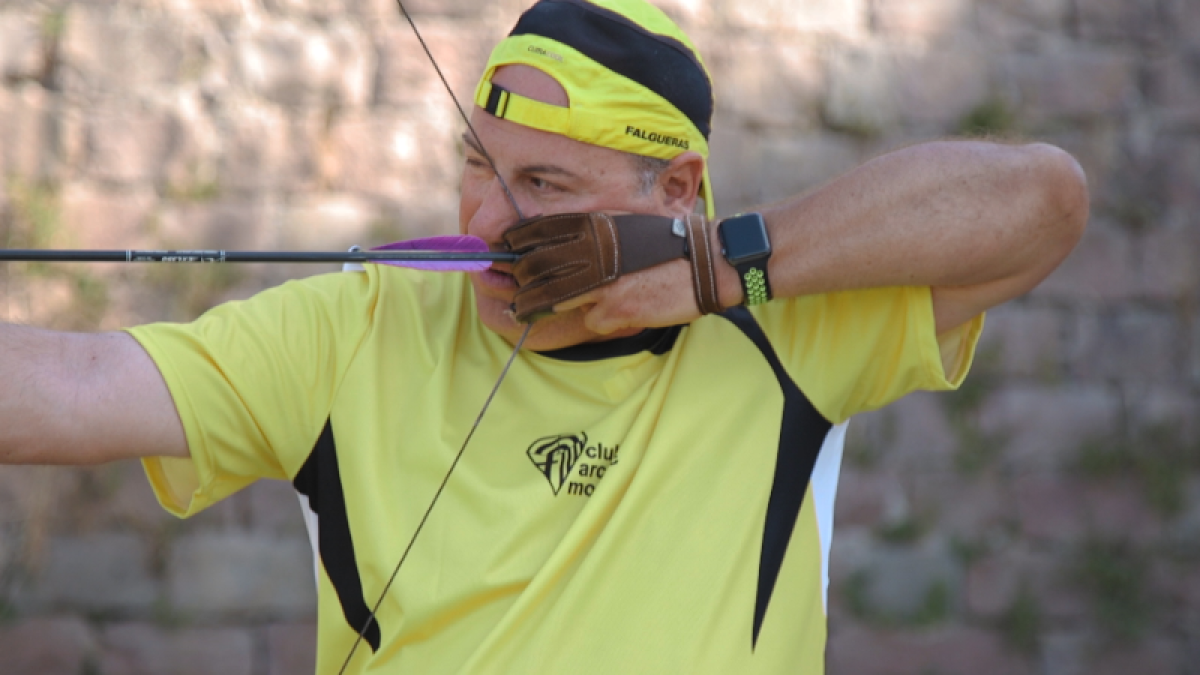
[0,0,1087,672]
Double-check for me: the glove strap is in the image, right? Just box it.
[612,214,721,315]
[681,214,722,314]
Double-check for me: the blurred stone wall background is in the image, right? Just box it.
[0,0,1197,673]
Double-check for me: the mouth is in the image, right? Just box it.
[477,265,517,292]
[489,259,514,276]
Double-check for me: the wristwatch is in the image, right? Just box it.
[717,212,773,306]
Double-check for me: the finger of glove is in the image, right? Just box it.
[503,213,594,253]
[513,269,609,322]
[511,237,602,287]
[510,233,619,320]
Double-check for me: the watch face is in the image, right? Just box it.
[720,213,771,265]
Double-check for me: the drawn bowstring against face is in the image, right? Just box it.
[340,1,718,669]
[333,2,539,672]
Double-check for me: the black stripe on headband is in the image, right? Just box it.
[485,84,512,117]
[509,0,713,139]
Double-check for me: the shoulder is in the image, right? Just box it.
[691,287,968,423]
[228,265,474,331]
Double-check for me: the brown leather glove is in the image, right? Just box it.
[503,212,722,323]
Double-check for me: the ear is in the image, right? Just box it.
[657,151,706,216]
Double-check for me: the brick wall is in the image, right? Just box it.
[0,0,1197,673]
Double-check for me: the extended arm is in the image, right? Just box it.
[0,326,188,464]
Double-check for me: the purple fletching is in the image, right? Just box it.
[369,235,493,272]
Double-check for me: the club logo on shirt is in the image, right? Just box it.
[526,432,620,497]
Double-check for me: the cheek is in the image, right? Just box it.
[626,186,666,214]
[458,175,483,235]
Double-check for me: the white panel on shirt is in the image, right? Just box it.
[811,420,848,614]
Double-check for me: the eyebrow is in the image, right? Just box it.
[461,131,488,158]
[460,132,582,180]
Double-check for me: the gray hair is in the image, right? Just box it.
[628,153,671,194]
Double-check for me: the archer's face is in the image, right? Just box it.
[457,69,668,350]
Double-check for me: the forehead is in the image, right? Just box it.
[466,111,638,186]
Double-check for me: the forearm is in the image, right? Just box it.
[713,141,1089,318]
[0,325,187,464]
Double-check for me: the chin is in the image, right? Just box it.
[468,277,637,351]
[474,297,593,351]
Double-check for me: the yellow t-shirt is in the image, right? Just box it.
[129,266,981,674]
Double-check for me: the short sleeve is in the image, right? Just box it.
[754,286,984,424]
[126,270,377,517]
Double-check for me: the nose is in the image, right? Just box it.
[466,175,532,246]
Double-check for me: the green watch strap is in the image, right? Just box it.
[742,266,771,305]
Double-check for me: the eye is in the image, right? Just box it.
[528,175,560,192]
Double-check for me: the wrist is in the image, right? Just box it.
[709,223,742,309]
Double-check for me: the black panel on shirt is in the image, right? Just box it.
[293,420,382,652]
[536,324,682,362]
[720,307,833,648]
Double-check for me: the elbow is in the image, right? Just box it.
[1030,143,1090,258]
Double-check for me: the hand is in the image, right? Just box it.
[505,212,624,322]
[505,211,725,325]
[552,257,702,334]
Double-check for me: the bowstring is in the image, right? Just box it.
[336,2,531,671]
[337,324,532,674]
[395,0,525,222]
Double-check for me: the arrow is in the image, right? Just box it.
[0,236,518,271]
[0,249,518,264]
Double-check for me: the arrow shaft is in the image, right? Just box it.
[0,249,520,264]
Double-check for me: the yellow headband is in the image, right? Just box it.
[474,0,716,219]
